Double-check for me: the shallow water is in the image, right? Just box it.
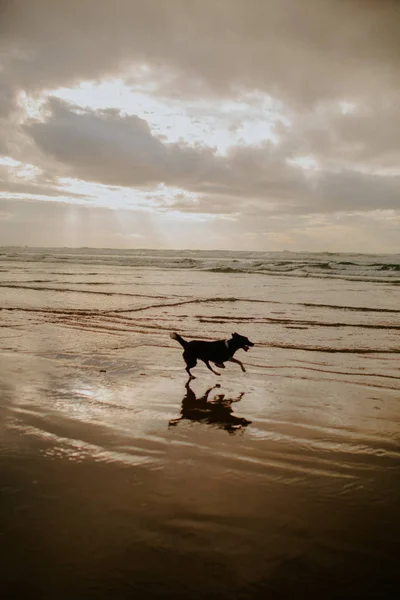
[1,248,399,598]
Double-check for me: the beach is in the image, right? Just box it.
[1,247,399,598]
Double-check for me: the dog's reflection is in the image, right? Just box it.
[169,382,251,433]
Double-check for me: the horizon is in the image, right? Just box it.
[1,245,399,257]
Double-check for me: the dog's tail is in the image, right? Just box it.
[170,332,188,348]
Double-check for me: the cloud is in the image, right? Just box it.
[279,97,400,170]
[0,80,15,118]
[2,1,400,105]
[4,1,400,172]
[23,97,400,218]
[0,160,90,199]
[24,97,172,186]
[24,97,304,201]
[1,0,400,251]
[309,170,400,214]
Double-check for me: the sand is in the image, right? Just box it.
[1,248,399,598]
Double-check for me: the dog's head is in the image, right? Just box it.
[231,332,254,352]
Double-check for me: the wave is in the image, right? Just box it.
[266,342,400,354]
[0,283,168,299]
[300,302,400,313]
[197,316,400,330]
[3,294,400,315]
[1,248,399,284]
[205,263,400,284]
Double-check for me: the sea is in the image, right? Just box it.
[0,247,399,599]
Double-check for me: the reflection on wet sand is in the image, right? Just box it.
[169,382,252,433]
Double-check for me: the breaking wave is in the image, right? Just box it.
[0,247,399,284]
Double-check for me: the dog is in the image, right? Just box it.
[170,331,254,378]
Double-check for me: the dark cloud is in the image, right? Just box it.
[168,169,400,217]
[2,1,400,105]
[0,80,15,118]
[310,169,400,214]
[279,96,400,169]
[315,102,400,168]
[3,1,400,169]
[0,137,6,155]
[24,97,222,189]
[24,97,171,186]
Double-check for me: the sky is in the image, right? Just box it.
[0,0,399,252]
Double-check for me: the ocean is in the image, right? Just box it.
[1,247,399,598]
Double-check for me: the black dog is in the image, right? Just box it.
[170,331,254,378]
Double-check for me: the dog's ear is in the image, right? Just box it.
[232,332,238,337]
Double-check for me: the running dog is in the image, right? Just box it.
[170,332,254,378]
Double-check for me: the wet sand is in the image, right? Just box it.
[1,346,399,598]
[1,250,400,598]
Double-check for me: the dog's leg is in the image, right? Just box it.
[203,360,221,376]
[184,350,197,379]
[229,357,246,372]
[214,362,225,369]
[186,367,195,379]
